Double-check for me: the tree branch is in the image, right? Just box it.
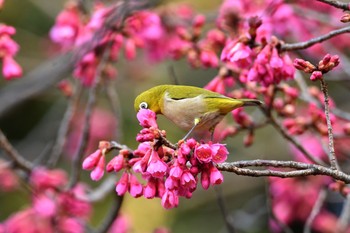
[48,85,81,167]
[94,195,124,233]
[319,78,339,170]
[281,26,350,51]
[317,0,350,10]
[266,111,327,166]
[0,129,33,172]
[303,188,327,233]
[337,193,350,232]
[217,160,350,183]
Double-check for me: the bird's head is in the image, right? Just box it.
[134,86,167,114]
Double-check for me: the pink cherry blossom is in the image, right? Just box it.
[146,150,168,178]
[116,172,129,196]
[82,149,105,181]
[30,167,68,190]
[106,154,125,172]
[57,217,84,233]
[209,165,224,185]
[221,40,253,69]
[161,190,179,209]
[211,143,228,163]
[2,56,22,79]
[129,173,143,198]
[310,70,323,81]
[90,153,105,181]
[33,193,57,218]
[144,179,157,199]
[194,144,213,163]
[136,109,158,128]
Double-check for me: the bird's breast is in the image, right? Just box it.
[161,93,222,131]
[161,93,206,130]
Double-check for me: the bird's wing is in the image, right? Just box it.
[166,85,224,100]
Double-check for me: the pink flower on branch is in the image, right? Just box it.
[82,107,230,209]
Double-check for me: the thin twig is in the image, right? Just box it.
[0,129,33,172]
[337,193,350,232]
[94,195,124,233]
[48,85,81,167]
[295,72,350,121]
[214,186,236,233]
[281,26,350,51]
[105,81,123,141]
[266,111,327,166]
[320,78,339,170]
[316,0,350,10]
[217,160,350,183]
[303,188,327,233]
[69,49,110,188]
[265,179,294,233]
[85,176,117,202]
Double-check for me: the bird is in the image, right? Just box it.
[134,85,263,139]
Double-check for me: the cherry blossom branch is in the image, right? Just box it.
[0,0,158,118]
[0,53,74,117]
[216,160,350,183]
[69,49,111,188]
[295,72,350,121]
[319,78,339,170]
[0,129,33,172]
[214,186,236,233]
[48,85,81,167]
[94,195,124,233]
[264,181,294,233]
[317,0,350,10]
[85,176,116,202]
[105,81,123,140]
[280,26,350,52]
[234,75,325,165]
[304,188,327,233]
[265,111,327,166]
[337,193,350,232]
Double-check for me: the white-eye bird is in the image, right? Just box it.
[134,85,263,139]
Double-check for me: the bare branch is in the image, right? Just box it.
[94,195,124,233]
[319,78,340,170]
[85,176,116,202]
[0,129,33,172]
[317,0,350,10]
[265,110,327,166]
[337,193,350,232]
[304,188,327,233]
[48,85,81,167]
[217,160,350,183]
[281,26,350,52]
[69,51,108,188]
[214,186,236,233]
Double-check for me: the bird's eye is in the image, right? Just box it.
[139,102,148,109]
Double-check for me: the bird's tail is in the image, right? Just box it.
[241,99,264,107]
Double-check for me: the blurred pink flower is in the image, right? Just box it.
[108,214,131,233]
[0,160,19,192]
[30,167,68,190]
[33,193,57,218]
[2,56,22,79]
[221,40,253,69]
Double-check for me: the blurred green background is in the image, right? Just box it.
[2,1,347,233]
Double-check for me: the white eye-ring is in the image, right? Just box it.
[139,102,148,109]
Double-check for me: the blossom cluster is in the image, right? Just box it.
[0,168,91,233]
[83,109,229,209]
[0,24,22,80]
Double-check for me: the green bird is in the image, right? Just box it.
[134,85,263,139]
